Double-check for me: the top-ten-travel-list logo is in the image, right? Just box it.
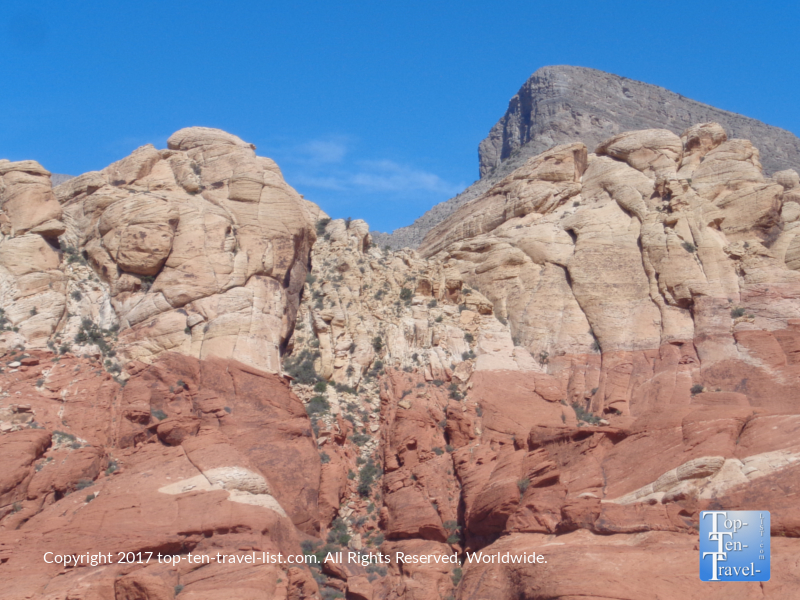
[699,511,770,581]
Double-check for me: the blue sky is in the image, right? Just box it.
[2,1,799,232]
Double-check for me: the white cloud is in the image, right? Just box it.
[349,160,463,195]
[268,136,465,199]
[290,174,348,191]
[299,139,348,164]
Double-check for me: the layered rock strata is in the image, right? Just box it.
[375,65,800,249]
[0,127,320,373]
[0,351,322,599]
[4,123,800,599]
[420,123,800,418]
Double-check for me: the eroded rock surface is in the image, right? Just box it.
[375,65,800,250]
[420,123,800,419]
[4,122,800,599]
[1,127,318,374]
[0,350,321,599]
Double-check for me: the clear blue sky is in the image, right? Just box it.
[2,1,799,232]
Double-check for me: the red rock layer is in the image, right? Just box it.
[0,351,326,599]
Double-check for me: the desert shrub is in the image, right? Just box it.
[570,402,600,425]
[327,517,349,545]
[365,563,387,577]
[53,430,76,443]
[306,396,330,415]
[316,218,331,237]
[357,457,381,497]
[335,382,357,395]
[351,432,370,446]
[284,349,319,384]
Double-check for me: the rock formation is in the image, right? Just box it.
[375,65,800,249]
[1,127,320,374]
[0,159,68,350]
[418,123,800,417]
[0,351,321,598]
[291,122,800,598]
[3,122,800,599]
[50,174,74,187]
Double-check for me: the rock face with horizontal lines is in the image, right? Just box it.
[4,122,800,599]
[479,66,800,179]
[420,123,800,417]
[375,65,800,250]
[0,350,322,599]
[0,127,322,373]
[0,160,68,353]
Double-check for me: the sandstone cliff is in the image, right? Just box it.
[3,123,800,599]
[1,127,320,374]
[375,65,800,249]
[273,116,800,595]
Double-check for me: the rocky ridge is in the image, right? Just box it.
[374,65,800,249]
[2,123,800,598]
[1,127,322,375]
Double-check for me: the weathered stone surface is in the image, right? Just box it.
[458,531,800,599]
[0,161,68,348]
[375,65,800,250]
[0,350,323,599]
[2,127,316,373]
[6,116,800,599]
[417,124,800,417]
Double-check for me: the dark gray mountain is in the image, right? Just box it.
[50,173,74,186]
[373,65,800,249]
